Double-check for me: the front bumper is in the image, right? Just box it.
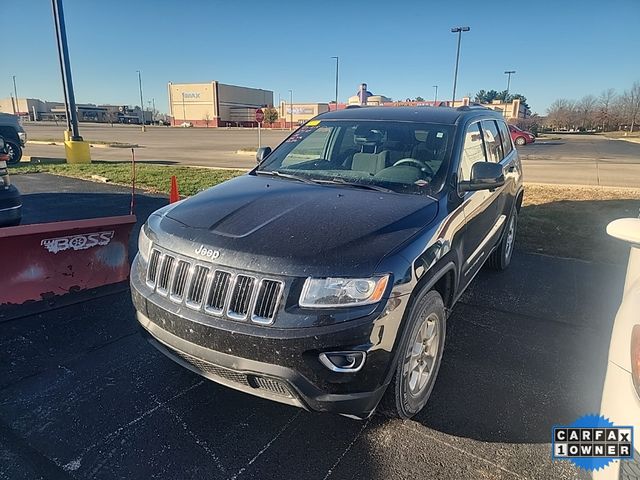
[131,256,408,418]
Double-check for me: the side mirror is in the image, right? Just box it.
[256,146,272,163]
[459,162,505,192]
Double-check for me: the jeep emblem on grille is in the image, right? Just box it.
[195,245,220,259]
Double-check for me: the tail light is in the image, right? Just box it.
[632,325,640,398]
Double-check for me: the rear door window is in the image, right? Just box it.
[459,123,486,181]
[497,121,513,157]
[480,120,503,163]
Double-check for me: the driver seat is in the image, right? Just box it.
[351,126,389,175]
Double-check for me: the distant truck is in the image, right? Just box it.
[0,113,27,165]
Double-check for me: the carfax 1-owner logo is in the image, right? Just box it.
[552,414,634,472]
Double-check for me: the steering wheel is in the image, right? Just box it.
[392,158,434,177]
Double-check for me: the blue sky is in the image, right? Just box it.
[4,0,639,115]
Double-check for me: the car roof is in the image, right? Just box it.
[317,106,503,125]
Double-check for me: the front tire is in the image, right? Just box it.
[488,209,517,271]
[514,136,526,146]
[380,290,446,419]
[6,141,22,165]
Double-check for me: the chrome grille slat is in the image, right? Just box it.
[204,270,232,315]
[170,260,191,302]
[252,279,283,325]
[145,247,283,324]
[186,265,210,308]
[156,254,175,295]
[228,275,255,320]
[146,249,161,286]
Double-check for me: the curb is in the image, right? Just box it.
[236,150,256,155]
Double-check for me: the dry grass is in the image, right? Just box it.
[519,183,640,264]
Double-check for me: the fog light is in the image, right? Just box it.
[319,351,366,373]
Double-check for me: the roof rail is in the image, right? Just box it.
[456,103,490,111]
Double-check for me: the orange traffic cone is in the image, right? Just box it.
[169,175,180,203]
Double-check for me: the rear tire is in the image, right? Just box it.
[380,290,446,419]
[6,141,22,165]
[514,136,526,146]
[488,209,517,271]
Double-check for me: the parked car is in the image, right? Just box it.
[509,124,535,146]
[0,113,27,165]
[594,218,640,479]
[131,106,524,419]
[179,122,193,128]
[0,136,22,226]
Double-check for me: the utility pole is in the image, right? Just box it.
[433,85,438,106]
[181,92,186,123]
[12,76,19,115]
[450,26,470,107]
[331,56,339,109]
[504,70,516,118]
[137,70,146,132]
[288,89,293,131]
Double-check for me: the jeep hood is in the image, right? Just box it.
[158,174,438,277]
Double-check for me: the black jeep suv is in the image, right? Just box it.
[131,106,523,419]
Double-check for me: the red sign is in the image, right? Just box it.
[255,108,264,123]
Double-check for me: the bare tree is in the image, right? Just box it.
[578,95,598,129]
[203,113,211,128]
[621,81,640,133]
[546,99,578,130]
[597,88,616,131]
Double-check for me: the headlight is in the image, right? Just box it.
[18,132,27,144]
[138,224,152,263]
[299,275,389,308]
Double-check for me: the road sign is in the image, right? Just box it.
[255,108,264,123]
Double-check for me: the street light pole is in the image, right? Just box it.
[504,70,516,118]
[433,85,438,106]
[181,92,186,124]
[331,56,339,110]
[450,26,470,107]
[52,0,82,140]
[12,76,19,115]
[137,70,146,132]
[288,89,293,131]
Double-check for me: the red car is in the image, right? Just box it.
[509,125,535,146]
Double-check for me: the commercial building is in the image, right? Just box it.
[168,81,273,127]
[0,97,151,124]
[277,102,329,127]
[482,99,530,120]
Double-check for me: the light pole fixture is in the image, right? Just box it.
[450,26,470,106]
[137,70,146,132]
[433,85,438,105]
[331,56,339,109]
[289,89,293,131]
[504,70,516,98]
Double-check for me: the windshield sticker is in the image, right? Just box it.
[307,120,320,126]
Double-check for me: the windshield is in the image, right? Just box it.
[256,120,455,195]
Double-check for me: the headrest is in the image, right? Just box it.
[354,126,383,146]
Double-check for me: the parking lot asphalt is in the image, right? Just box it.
[1,174,626,479]
[21,123,640,187]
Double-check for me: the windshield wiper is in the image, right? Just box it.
[315,177,395,193]
[255,170,318,184]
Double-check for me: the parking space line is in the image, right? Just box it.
[321,417,371,480]
[61,379,204,472]
[164,403,226,474]
[400,423,525,479]
[227,411,301,480]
